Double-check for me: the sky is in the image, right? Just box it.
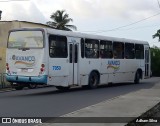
[1,0,160,47]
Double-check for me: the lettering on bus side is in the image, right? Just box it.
[52,66,61,71]
[108,60,120,66]
[107,60,120,72]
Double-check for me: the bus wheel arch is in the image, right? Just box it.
[134,69,142,84]
[88,70,100,89]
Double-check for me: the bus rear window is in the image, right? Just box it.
[8,30,44,48]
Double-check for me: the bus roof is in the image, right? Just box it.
[9,27,149,45]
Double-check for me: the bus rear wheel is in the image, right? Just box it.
[88,72,99,89]
[134,71,140,84]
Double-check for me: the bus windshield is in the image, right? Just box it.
[8,30,44,48]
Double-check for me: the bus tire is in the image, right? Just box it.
[88,72,99,89]
[28,84,37,89]
[134,71,140,84]
[55,86,70,91]
[15,86,24,90]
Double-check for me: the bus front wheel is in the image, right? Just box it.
[88,72,99,89]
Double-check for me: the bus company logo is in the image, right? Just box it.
[12,55,35,67]
[107,60,120,72]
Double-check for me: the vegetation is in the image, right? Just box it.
[46,10,77,31]
[153,29,160,41]
[152,30,160,76]
[150,47,160,76]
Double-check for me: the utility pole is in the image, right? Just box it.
[0,10,2,20]
[157,0,160,9]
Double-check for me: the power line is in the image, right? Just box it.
[80,12,160,34]
[114,23,160,31]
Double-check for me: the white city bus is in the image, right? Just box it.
[6,28,150,90]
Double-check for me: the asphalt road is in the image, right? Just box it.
[0,77,160,117]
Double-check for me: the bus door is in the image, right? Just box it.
[144,46,150,78]
[68,38,79,85]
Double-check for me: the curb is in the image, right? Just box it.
[0,88,15,93]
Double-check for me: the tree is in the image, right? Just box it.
[150,47,160,76]
[46,10,77,31]
[153,29,160,41]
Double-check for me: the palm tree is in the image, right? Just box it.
[153,29,160,41]
[47,10,77,31]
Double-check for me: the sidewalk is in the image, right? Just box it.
[0,87,13,93]
[0,84,13,93]
[37,78,160,126]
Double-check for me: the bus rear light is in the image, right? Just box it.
[40,68,44,72]
[6,63,9,67]
[40,64,45,73]
[6,63,9,71]
[41,64,45,68]
[7,67,9,71]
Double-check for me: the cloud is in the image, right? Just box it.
[61,0,157,20]
[32,0,65,21]
[0,0,158,26]
[0,0,159,45]
[0,1,47,24]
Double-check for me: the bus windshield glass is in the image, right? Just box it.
[8,30,44,48]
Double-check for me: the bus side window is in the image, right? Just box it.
[81,38,85,58]
[113,42,124,59]
[125,43,135,59]
[49,35,68,58]
[100,40,113,58]
[85,39,99,58]
[135,44,144,59]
